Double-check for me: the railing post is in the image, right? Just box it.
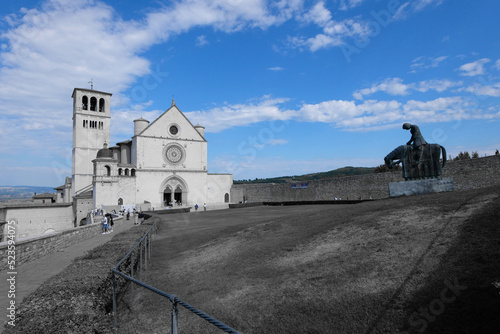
[149,232,152,259]
[144,236,148,269]
[171,300,179,334]
[139,241,143,280]
[130,252,134,310]
[112,273,117,329]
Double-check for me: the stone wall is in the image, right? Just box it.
[0,221,104,271]
[231,155,500,203]
[0,204,74,240]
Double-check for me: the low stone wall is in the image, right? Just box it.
[231,155,500,203]
[0,221,104,271]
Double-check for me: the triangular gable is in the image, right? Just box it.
[137,104,206,141]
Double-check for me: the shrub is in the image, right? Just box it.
[4,218,159,334]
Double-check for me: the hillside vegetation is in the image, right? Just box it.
[117,186,500,333]
[234,166,374,184]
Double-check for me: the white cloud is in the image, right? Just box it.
[496,59,500,70]
[185,96,293,132]
[393,0,445,20]
[302,2,331,26]
[298,100,361,122]
[458,58,491,76]
[339,0,366,10]
[187,92,500,134]
[414,79,463,92]
[354,77,463,99]
[268,66,284,71]
[353,78,410,100]
[461,83,500,97]
[410,55,448,71]
[413,0,445,12]
[196,35,209,46]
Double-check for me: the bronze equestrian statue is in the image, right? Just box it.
[384,123,446,180]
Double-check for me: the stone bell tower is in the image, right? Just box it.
[71,87,112,197]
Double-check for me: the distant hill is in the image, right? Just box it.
[234,166,375,184]
[0,186,55,202]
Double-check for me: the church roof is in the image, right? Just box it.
[71,88,112,97]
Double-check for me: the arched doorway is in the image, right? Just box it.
[163,187,172,206]
[160,176,188,207]
[163,186,183,206]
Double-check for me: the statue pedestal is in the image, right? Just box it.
[389,178,454,197]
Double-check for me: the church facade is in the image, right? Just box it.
[69,88,232,222]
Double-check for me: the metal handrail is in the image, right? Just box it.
[111,220,240,334]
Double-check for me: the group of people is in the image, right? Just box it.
[194,203,207,211]
[101,214,114,234]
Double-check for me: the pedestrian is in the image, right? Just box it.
[195,204,198,211]
[203,203,206,211]
[109,215,114,232]
[102,215,108,234]
[126,210,130,220]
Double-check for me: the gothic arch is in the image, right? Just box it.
[160,175,189,206]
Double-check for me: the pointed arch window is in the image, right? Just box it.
[224,193,230,203]
[90,97,97,111]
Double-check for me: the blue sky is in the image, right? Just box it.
[1,0,499,186]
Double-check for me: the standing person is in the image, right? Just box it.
[109,214,114,232]
[102,215,108,234]
[195,204,198,211]
[203,203,206,211]
[126,209,130,220]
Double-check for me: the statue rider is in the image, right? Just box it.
[403,123,427,163]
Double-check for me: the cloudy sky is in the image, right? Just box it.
[1,0,499,186]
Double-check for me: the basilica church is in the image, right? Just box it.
[61,88,232,223]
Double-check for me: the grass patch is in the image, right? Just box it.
[117,187,500,333]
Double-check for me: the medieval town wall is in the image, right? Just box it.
[231,155,500,203]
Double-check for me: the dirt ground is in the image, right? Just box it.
[116,186,500,334]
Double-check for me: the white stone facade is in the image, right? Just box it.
[70,90,232,210]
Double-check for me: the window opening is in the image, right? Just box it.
[82,96,88,110]
[90,97,97,111]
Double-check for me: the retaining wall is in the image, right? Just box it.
[0,221,105,271]
[231,155,500,203]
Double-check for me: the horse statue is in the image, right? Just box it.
[384,144,446,180]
